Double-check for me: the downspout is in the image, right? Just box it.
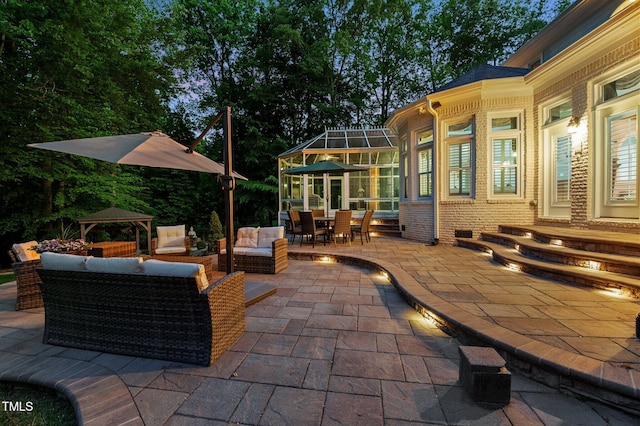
[425,99,439,245]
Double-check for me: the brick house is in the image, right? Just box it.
[386,0,639,244]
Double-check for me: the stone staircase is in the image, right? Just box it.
[456,225,640,299]
[369,217,401,237]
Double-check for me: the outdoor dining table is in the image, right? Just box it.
[314,216,334,231]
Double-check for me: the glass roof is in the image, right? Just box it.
[279,127,397,157]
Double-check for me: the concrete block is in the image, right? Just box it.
[459,345,511,405]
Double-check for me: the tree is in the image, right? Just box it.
[421,0,554,91]
[0,0,174,247]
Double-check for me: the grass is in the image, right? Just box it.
[0,382,77,425]
[0,274,77,425]
[0,273,16,285]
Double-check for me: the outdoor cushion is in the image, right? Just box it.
[40,252,92,271]
[236,227,260,248]
[141,259,209,291]
[156,225,186,248]
[258,226,285,248]
[155,246,187,255]
[229,247,273,257]
[85,257,143,274]
[12,241,40,262]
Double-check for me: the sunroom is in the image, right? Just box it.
[278,127,399,220]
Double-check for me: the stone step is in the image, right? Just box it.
[480,232,640,276]
[498,225,640,257]
[370,219,400,237]
[456,238,640,298]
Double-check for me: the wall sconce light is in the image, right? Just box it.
[567,116,581,134]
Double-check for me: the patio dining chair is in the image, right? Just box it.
[287,209,303,243]
[352,209,374,244]
[330,209,352,246]
[299,211,327,248]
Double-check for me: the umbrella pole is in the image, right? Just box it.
[223,107,235,274]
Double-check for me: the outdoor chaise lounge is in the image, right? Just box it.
[36,253,245,366]
[217,226,288,274]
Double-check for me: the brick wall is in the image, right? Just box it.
[533,36,640,232]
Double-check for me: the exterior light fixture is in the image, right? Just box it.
[567,116,581,134]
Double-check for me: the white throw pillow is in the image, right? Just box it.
[40,252,92,271]
[156,225,185,248]
[258,226,284,248]
[235,227,260,248]
[12,241,40,262]
[85,257,143,274]
[141,259,209,292]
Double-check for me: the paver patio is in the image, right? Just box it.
[0,237,639,424]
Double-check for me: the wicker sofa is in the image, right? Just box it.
[216,226,288,274]
[36,253,245,366]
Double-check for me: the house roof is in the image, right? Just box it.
[435,64,530,92]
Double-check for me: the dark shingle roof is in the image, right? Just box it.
[435,64,530,92]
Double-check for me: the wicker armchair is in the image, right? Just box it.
[10,254,43,310]
[37,268,245,366]
[151,225,190,255]
[217,237,288,274]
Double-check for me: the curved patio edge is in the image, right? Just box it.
[0,351,141,425]
[288,250,640,414]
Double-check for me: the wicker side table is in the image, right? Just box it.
[88,241,137,258]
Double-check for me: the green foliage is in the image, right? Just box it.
[208,210,224,251]
[0,0,568,266]
[0,0,174,248]
[0,381,76,425]
[0,274,16,285]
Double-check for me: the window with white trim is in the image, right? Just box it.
[489,114,522,197]
[595,67,640,218]
[446,119,474,197]
[401,134,408,199]
[417,128,433,198]
[607,110,637,204]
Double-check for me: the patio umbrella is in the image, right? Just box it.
[284,160,368,216]
[28,131,247,179]
[29,109,243,273]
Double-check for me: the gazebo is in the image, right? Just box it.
[77,207,153,253]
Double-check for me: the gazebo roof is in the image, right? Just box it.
[77,207,153,223]
[279,127,397,157]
